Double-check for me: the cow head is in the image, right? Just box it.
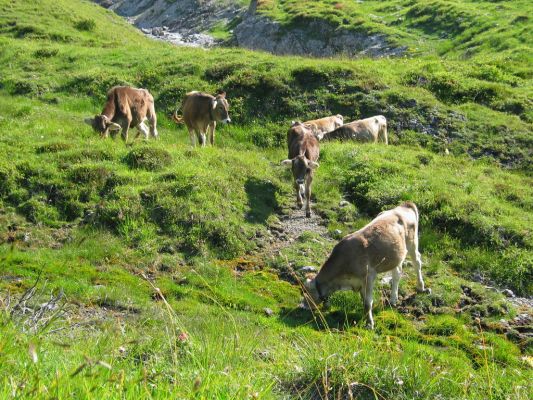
[212,91,231,124]
[84,115,121,136]
[335,114,344,127]
[281,154,319,186]
[299,276,323,309]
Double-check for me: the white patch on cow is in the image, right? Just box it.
[108,122,122,131]
[137,122,150,139]
[212,99,217,110]
[222,117,231,124]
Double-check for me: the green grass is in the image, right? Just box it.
[0,0,532,398]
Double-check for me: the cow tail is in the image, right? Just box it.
[172,110,184,124]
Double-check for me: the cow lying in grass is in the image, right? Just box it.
[325,115,388,144]
[293,114,344,140]
[85,86,158,142]
[282,122,319,218]
[301,201,429,329]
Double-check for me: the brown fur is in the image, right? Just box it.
[282,123,320,218]
[324,115,387,144]
[85,86,158,142]
[174,91,230,146]
[294,114,344,140]
[303,202,428,328]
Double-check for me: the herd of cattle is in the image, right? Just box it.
[84,86,428,328]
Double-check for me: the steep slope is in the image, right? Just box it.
[0,0,531,398]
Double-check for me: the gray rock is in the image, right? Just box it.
[339,200,350,207]
[502,289,515,298]
[263,307,274,317]
[299,266,317,273]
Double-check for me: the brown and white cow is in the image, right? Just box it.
[325,115,387,144]
[173,91,230,146]
[281,122,320,218]
[84,86,158,142]
[292,114,344,140]
[301,202,429,329]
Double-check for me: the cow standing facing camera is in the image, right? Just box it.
[84,86,158,142]
[281,122,320,218]
[301,202,430,329]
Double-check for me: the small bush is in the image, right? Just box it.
[74,19,96,32]
[125,147,172,171]
[36,142,71,154]
[423,315,465,337]
[17,197,61,226]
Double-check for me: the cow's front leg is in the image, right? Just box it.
[305,175,312,218]
[120,124,130,143]
[294,182,303,209]
[360,269,377,329]
[390,265,402,305]
[208,122,216,146]
[136,122,150,140]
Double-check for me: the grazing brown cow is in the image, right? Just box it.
[325,115,387,144]
[281,122,320,218]
[173,91,230,146]
[293,114,344,140]
[301,202,429,329]
[84,86,158,142]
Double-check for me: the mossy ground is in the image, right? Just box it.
[0,0,531,398]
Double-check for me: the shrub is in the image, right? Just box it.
[36,142,71,154]
[74,19,96,32]
[124,147,172,171]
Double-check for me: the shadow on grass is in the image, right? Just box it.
[277,303,367,332]
[245,177,279,224]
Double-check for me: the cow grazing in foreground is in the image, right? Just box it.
[293,114,344,140]
[173,91,230,146]
[84,86,158,142]
[302,202,429,329]
[281,122,320,218]
[325,115,388,144]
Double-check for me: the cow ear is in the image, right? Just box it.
[84,118,94,126]
[308,161,319,169]
[281,159,293,166]
[107,121,122,131]
[216,91,226,99]
[212,99,217,110]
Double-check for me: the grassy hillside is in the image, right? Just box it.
[0,0,532,398]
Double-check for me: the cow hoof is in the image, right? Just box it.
[305,211,311,218]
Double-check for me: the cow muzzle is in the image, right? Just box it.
[296,179,304,185]
[222,118,231,124]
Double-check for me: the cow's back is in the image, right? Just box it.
[105,86,153,125]
[287,125,319,161]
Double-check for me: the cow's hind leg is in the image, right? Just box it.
[360,269,377,329]
[390,265,403,305]
[198,130,207,147]
[148,104,158,138]
[409,246,428,293]
[187,127,196,146]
